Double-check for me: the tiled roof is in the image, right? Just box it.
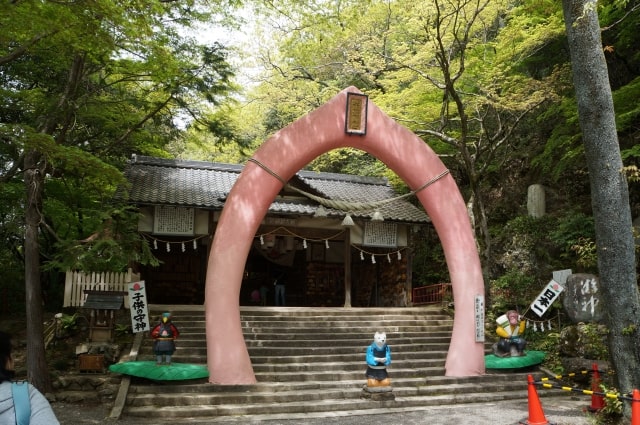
[122,155,430,224]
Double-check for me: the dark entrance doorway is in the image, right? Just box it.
[140,236,207,304]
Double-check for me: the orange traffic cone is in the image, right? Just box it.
[632,389,640,425]
[587,363,605,412]
[519,374,554,425]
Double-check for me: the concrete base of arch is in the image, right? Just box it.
[204,87,486,384]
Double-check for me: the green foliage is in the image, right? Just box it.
[115,323,132,337]
[490,211,598,319]
[571,237,598,270]
[56,313,80,337]
[531,96,585,181]
[530,0,640,184]
[46,205,158,273]
[494,212,597,278]
[621,323,637,336]
[526,331,563,373]
[492,215,558,276]
[579,323,610,360]
[549,212,597,272]
[595,383,624,424]
[411,228,450,286]
[490,269,537,310]
[0,0,241,304]
[614,77,640,145]
[306,149,387,176]
[0,180,26,315]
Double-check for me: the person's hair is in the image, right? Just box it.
[0,330,15,383]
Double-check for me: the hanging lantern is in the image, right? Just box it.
[166,242,170,252]
[181,242,186,252]
[387,253,391,263]
[303,239,308,249]
[397,251,402,260]
[325,239,329,249]
[193,239,197,250]
[153,239,158,250]
[371,254,376,264]
[360,251,364,261]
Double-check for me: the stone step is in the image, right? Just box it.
[242,330,453,339]
[127,376,428,395]
[252,367,449,382]
[139,347,451,360]
[137,352,448,364]
[168,333,452,343]
[173,324,454,334]
[122,388,530,419]
[250,350,450,362]
[234,306,449,316]
[162,310,451,319]
[250,359,446,372]
[119,306,524,421]
[127,373,534,395]
[162,340,450,351]
[141,340,452,352]
[125,377,527,407]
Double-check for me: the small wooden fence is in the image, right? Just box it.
[63,269,140,308]
[412,283,452,306]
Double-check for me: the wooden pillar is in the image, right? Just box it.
[343,229,352,308]
[405,245,413,307]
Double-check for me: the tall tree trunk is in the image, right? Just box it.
[562,0,640,402]
[24,149,52,393]
[23,54,85,393]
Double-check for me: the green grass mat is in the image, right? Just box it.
[109,361,209,381]
[485,350,545,370]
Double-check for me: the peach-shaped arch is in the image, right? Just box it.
[204,87,485,384]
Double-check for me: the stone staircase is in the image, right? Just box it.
[118,306,536,422]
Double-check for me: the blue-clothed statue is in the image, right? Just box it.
[365,331,391,387]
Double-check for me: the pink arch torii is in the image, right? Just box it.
[204,87,486,384]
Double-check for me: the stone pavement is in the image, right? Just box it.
[210,395,595,425]
[53,394,598,425]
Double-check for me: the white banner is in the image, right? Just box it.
[530,280,564,317]
[475,295,485,342]
[128,281,150,333]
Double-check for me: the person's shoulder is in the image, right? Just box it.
[25,383,61,425]
[26,381,44,396]
[0,380,10,397]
